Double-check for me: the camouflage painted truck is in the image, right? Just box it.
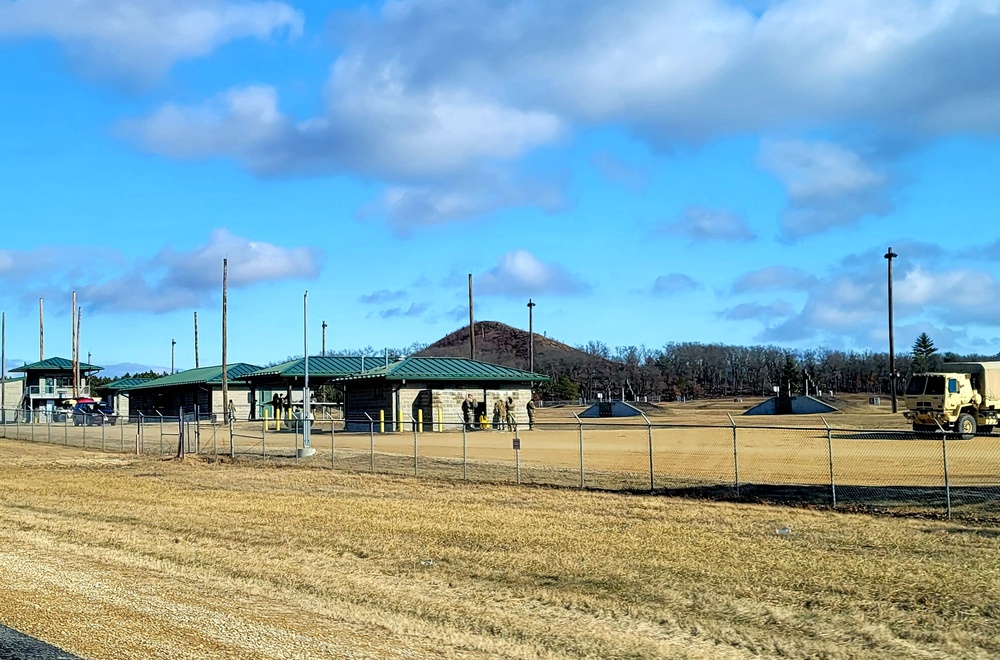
[903,361,1000,438]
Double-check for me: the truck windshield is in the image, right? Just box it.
[925,376,945,395]
[906,376,927,395]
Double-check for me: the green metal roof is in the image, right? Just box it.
[245,356,376,379]
[125,363,261,391]
[11,356,103,373]
[329,356,549,384]
[100,378,153,392]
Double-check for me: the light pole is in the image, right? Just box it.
[527,299,536,373]
[884,247,898,413]
[322,320,327,357]
[299,290,314,457]
[171,339,176,374]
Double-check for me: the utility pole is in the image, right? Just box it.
[194,311,200,368]
[322,320,327,357]
[2,311,6,412]
[38,298,44,361]
[221,258,229,424]
[468,274,476,361]
[527,299,536,373]
[171,339,176,374]
[884,247,898,413]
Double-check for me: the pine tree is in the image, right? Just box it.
[911,333,938,372]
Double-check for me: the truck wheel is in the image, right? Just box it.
[955,413,977,440]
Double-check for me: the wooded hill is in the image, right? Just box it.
[418,322,997,401]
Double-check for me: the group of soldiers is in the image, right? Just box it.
[269,393,291,418]
[461,393,537,431]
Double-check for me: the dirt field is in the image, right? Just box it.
[4,395,999,519]
[1,437,998,659]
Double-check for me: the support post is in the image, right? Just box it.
[942,434,952,519]
[823,416,836,508]
[574,413,584,488]
[728,413,739,497]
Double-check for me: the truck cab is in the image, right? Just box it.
[903,363,1000,438]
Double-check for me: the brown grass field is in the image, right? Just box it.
[1,434,999,659]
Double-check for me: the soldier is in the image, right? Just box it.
[498,397,507,430]
[526,397,536,430]
[492,399,502,430]
[462,393,475,430]
[505,395,517,432]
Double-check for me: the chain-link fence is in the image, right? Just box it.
[3,407,998,520]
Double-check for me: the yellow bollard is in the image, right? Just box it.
[264,408,271,432]
[379,409,385,434]
[417,409,423,434]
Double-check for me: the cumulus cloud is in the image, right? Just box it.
[118,1,1000,228]
[0,230,321,314]
[477,250,590,297]
[658,206,755,242]
[652,273,702,295]
[732,246,1000,349]
[758,139,894,237]
[0,0,303,84]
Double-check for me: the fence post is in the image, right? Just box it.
[229,416,235,459]
[412,414,418,477]
[47,413,51,444]
[262,414,266,458]
[365,413,375,473]
[942,434,952,519]
[462,422,468,481]
[159,414,163,456]
[136,413,143,455]
[101,418,106,452]
[822,416,835,508]
[119,417,124,452]
[640,412,654,493]
[82,416,86,448]
[728,414,739,497]
[574,413,584,488]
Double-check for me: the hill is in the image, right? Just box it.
[417,321,592,371]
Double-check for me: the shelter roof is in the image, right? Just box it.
[329,356,549,384]
[10,356,102,373]
[100,378,153,391]
[124,363,260,391]
[244,356,374,380]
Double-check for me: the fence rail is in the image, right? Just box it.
[2,407,998,520]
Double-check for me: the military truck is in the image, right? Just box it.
[903,361,1000,438]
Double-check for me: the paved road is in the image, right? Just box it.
[0,624,81,660]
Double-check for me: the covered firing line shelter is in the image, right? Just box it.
[240,356,378,420]
[330,356,549,432]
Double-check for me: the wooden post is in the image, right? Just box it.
[221,258,229,424]
[38,298,44,361]
[193,311,200,368]
[468,274,475,360]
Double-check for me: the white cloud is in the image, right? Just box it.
[659,206,755,242]
[0,0,303,83]
[478,250,590,297]
[0,230,321,314]
[758,140,893,237]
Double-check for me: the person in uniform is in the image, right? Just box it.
[492,399,502,430]
[462,394,474,430]
[505,395,517,432]
[526,397,536,430]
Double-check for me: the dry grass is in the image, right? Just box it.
[1,437,998,659]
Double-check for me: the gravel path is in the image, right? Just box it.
[0,624,82,660]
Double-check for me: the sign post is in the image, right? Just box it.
[513,435,521,484]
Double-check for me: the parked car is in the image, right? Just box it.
[72,399,117,426]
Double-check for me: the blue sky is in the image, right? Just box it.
[2,0,1000,373]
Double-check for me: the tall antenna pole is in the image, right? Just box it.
[38,298,44,361]
[322,320,327,357]
[468,274,476,361]
[75,305,82,397]
[527,298,536,373]
[2,311,6,411]
[221,258,229,424]
[194,311,200,368]
[71,291,77,396]
[884,247,898,414]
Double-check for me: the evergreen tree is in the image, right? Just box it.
[911,333,939,372]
